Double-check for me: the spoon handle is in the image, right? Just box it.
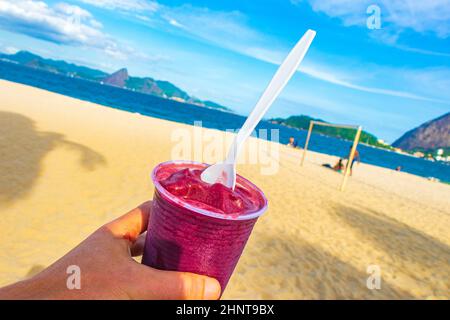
[226,29,316,164]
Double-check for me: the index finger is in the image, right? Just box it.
[105,201,152,241]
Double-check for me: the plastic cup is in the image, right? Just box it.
[141,160,268,293]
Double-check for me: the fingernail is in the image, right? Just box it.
[203,278,221,300]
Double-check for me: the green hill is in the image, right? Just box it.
[271,115,392,149]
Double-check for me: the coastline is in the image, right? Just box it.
[1,61,449,183]
[1,80,449,299]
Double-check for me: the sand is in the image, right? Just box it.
[0,80,449,299]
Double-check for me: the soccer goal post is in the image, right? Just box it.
[300,120,362,191]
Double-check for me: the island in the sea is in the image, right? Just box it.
[270,115,393,150]
[271,114,450,161]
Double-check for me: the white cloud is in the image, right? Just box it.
[54,2,92,19]
[382,1,450,38]
[298,1,450,58]
[82,1,273,59]
[2,46,19,54]
[364,14,450,58]
[298,64,450,104]
[0,1,109,47]
[79,0,158,12]
[161,5,268,53]
[397,45,450,58]
[300,0,450,38]
[136,14,152,22]
[167,18,184,28]
[216,38,450,104]
[0,0,151,60]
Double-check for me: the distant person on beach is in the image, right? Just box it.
[333,158,344,172]
[0,201,221,300]
[346,146,360,176]
[322,158,344,173]
[396,166,402,172]
[287,136,298,148]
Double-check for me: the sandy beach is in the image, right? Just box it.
[0,80,449,299]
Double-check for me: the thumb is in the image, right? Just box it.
[129,264,221,300]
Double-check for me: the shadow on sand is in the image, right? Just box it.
[0,111,106,206]
[252,233,410,299]
[333,205,450,295]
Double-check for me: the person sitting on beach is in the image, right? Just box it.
[333,158,344,172]
[322,158,344,173]
[0,201,221,300]
[287,136,298,148]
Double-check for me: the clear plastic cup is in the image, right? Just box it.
[142,160,268,293]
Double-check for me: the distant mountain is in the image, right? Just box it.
[271,115,390,148]
[393,112,450,151]
[103,68,129,87]
[0,50,231,111]
[0,51,108,80]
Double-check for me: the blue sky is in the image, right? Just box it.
[0,0,449,142]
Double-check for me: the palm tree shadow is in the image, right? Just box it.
[333,205,450,296]
[0,111,106,206]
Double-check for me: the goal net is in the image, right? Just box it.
[300,120,362,191]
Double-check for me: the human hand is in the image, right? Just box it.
[0,201,221,300]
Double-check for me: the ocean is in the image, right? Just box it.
[1,60,449,183]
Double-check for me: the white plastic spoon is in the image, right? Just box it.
[201,29,316,189]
